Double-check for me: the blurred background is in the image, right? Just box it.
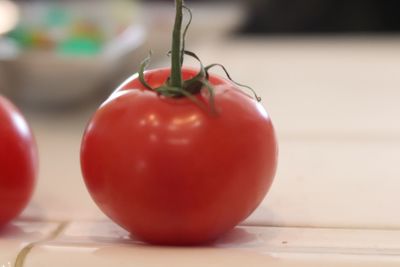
[1,0,400,110]
[0,0,243,110]
[1,0,400,223]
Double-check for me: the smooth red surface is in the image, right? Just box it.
[0,96,37,226]
[81,68,278,245]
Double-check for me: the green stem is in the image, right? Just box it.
[170,0,184,88]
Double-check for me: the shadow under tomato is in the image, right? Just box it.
[125,227,263,248]
[0,223,26,238]
[125,206,279,247]
[214,227,261,246]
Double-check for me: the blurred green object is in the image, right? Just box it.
[0,0,146,110]
[7,26,32,48]
[3,1,137,55]
[45,6,70,27]
[58,37,102,56]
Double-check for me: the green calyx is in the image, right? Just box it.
[138,0,261,113]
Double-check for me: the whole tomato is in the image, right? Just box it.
[81,0,278,245]
[81,68,277,245]
[0,96,37,227]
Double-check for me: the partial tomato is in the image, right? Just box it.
[0,96,37,227]
[81,68,278,245]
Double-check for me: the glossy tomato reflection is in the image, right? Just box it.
[0,96,37,226]
[81,68,278,245]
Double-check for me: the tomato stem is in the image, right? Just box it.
[136,0,261,112]
[169,0,184,88]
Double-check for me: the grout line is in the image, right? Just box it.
[14,221,69,267]
[241,223,400,232]
[249,246,400,257]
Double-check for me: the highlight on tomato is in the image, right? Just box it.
[81,0,278,245]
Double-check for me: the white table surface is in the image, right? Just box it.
[2,36,400,266]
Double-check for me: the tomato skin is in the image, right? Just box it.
[81,68,278,245]
[0,96,37,227]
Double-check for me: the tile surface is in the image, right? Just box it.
[23,222,400,267]
[194,38,400,135]
[246,138,400,228]
[0,221,60,267]
[21,116,105,222]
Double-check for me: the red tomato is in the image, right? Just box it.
[81,68,278,245]
[0,96,37,227]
